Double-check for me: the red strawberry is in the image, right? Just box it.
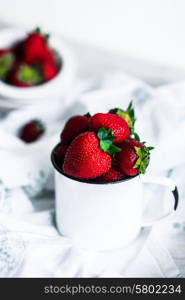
[54,144,68,167]
[124,136,143,148]
[42,60,58,81]
[41,46,56,65]
[10,62,43,87]
[13,40,26,60]
[60,115,90,145]
[40,47,59,81]
[90,113,130,143]
[98,168,125,183]
[22,29,47,64]
[109,102,140,141]
[109,102,135,133]
[63,131,112,179]
[116,137,154,176]
[19,120,45,143]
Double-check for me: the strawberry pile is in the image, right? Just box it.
[0,28,60,87]
[54,102,154,183]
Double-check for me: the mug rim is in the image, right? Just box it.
[51,144,139,185]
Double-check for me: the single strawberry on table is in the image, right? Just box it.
[63,128,121,179]
[60,114,90,145]
[89,113,130,143]
[115,137,154,176]
[19,120,45,143]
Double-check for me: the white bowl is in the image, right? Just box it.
[0,27,77,105]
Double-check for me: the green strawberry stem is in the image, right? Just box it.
[35,27,50,42]
[45,33,50,41]
[97,128,121,155]
[35,120,45,133]
[35,27,41,33]
[134,145,154,174]
[84,112,91,117]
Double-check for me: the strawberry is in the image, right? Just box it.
[0,50,14,80]
[19,120,45,143]
[41,46,56,65]
[90,113,130,143]
[54,144,68,168]
[115,137,154,176]
[10,62,43,87]
[22,28,48,64]
[40,47,59,81]
[60,115,90,145]
[97,168,125,183]
[63,131,113,179]
[13,40,26,60]
[109,101,140,141]
[42,60,58,81]
[124,136,143,148]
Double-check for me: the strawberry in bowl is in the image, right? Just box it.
[52,102,154,183]
[0,28,60,87]
[0,27,76,105]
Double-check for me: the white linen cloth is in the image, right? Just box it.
[0,72,185,278]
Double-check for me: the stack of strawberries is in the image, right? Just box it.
[0,28,60,87]
[54,102,154,183]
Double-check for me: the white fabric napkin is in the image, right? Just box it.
[0,212,184,278]
[0,72,185,277]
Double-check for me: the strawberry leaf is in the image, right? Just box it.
[35,120,45,133]
[0,53,14,80]
[97,127,121,155]
[84,112,91,117]
[133,132,140,141]
[100,140,111,152]
[108,144,122,155]
[18,64,43,85]
[147,146,155,150]
[133,145,154,174]
[45,33,50,41]
[115,101,136,135]
[97,128,112,140]
[35,27,41,33]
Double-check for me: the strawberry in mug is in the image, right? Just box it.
[53,102,153,182]
[51,102,178,251]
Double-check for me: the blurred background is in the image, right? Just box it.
[0,0,185,71]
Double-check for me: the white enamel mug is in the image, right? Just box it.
[51,146,179,251]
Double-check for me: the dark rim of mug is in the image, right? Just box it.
[51,143,139,185]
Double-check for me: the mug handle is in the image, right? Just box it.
[140,175,179,226]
